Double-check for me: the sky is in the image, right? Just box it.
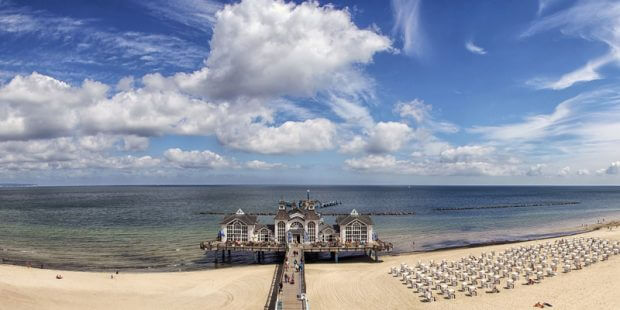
[1,0,620,185]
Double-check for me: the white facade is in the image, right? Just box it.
[220,203,374,245]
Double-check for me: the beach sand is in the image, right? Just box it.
[2,227,619,310]
[306,227,620,310]
[0,264,274,310]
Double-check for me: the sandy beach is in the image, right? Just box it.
[0,264,274,310]
[2,226,619,310]
[306,227,620,310]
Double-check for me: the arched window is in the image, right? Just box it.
[308,222,316,242]
[260,229,270,242]
[226,220,248,241]
[345,221,367,243]
[277,221,285,243]
[290,222,303,230]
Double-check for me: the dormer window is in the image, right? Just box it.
[235,208,245,215]
[350,209,359,216]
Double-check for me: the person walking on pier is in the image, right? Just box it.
[278,282,283,294]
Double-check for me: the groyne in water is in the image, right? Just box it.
[434,201,580,211]
[197,211,415,216]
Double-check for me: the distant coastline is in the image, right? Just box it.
[0,183,37,188]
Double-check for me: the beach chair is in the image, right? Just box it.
[563,264,571,273]
[424,291,435,302]
[447,288,456,299]
[506,279,514,289]
[467,285,477,297]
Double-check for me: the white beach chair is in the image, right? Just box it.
[467,285,477,297]
[447,288,456,299]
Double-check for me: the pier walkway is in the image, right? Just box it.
[278,245,306,309]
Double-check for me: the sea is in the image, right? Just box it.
[1,185,619,271]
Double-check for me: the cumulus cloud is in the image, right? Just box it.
[465,40,487,55]
[365,122,414,154]
[526,164,545,176]
[605,161,620,175]
[345,142,522,177]
[217,118,337,154]
[557,166,571,176]
[163,148,231,169]
[391,0,424,57]
[203,0,391,100]
[523,0,620,89]
[0,137,161,172]
[345,153,518,177]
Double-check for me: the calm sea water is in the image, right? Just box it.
[1,185,620,271]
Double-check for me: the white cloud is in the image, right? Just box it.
[365,122,413,154]
[523,0,620,89]
[465,40,487,55]
[0,3,207,71]
[537,0,563,15]
[217,118,337,154]
[204,0,391,100]
[395,99,458,133]
[245,160,286,170]
[391,0,424,57]
[557,166,571,176]
[345,151,518,177]
[471,87,620,175]
[527,164,545,176]
[163,148,231,169]
[439,145,494,163]
[577,169,590,176]
[138,0,223,33]
[122,135,149,151]
[605,161,620,175]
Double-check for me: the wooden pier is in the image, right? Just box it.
[279,245,306,309]
[201,241,391,263]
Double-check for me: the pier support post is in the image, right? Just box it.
[335,252,339,263]
[221,250,225,261]
[374,250,379,262]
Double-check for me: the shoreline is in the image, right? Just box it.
[2,222,619,309]
[2,221,618,273]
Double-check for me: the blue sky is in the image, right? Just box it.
[1,0,620,185]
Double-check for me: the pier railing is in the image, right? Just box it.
[264,262,284,310]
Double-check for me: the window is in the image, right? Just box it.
[308,222,316,242]
[226,220,248,241]
[277,221,285,243]
[322,229,333,242]
[260,229,270,242]
[290,222,303,230]
[345,221,367,243]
